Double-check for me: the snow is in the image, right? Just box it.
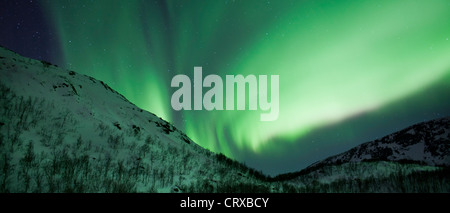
[404,141,425,161]
[406,129,415,135]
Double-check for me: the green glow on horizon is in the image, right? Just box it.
[43,0,450,158]
[225,0,450,152]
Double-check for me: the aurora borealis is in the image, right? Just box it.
[1,0,449,175]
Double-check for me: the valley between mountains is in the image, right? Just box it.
[0,46,448,193]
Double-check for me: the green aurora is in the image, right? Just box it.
[41,0,450,175]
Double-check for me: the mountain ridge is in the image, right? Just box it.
[306,117,450,170]
[272,117,449,185]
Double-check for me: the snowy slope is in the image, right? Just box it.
[274,118,449,192]
[0,45,269,192]
[0,45,194,149]
[307,117,450,170]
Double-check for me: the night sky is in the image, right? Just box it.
[1,0,449,176]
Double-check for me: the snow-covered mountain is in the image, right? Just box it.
[306,117,449,170]
[273,117,449,192]
[0,45,269,192]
